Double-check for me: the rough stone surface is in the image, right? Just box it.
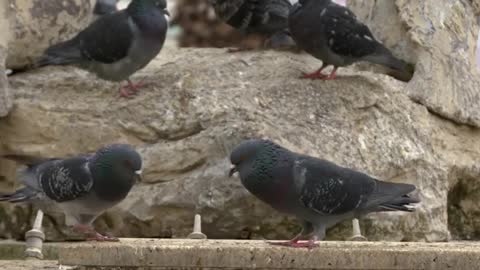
[59,239,480,270]
[6,0,95,70]
[0,0,13,117]
[0,260,61,270]
[1,47,478,242]
[346,0,480,127]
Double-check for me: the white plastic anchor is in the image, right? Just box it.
[187,214,207,239]
[25,209,45,259]
[348,218,368,241]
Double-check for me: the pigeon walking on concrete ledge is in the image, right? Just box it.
[37,0,169,98]
[229,139,420,248]
[289,0,413,80]
[0,144,143,241]
[209,0,296,52]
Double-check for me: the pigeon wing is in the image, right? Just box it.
[293,156,376,215]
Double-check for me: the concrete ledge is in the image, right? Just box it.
[58,239,480,270]
[0,260,60,270]
[0,240,59,260]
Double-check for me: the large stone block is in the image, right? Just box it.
[1,47,478,242]
[0,1,12,117]
[6,0,95,70]
[347,0,480,127]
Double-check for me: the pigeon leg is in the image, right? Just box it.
[301,63,328,79]
[71,224,119,242]
[118,79,147,98]
[268,221,319,248]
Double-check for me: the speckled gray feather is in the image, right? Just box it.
[289,0,411,77]
[0,144,142,227]
[210,0,295,49]
[230,139,419,243]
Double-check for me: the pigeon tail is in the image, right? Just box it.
[267,30,297,50]
[364,45,415,78]
[366,180,420,212]
[35,39,83,68]
[0,187,37,203]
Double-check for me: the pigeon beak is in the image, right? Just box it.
[134,169,143,182]
[228,166,238,177]
[163,9,170,17]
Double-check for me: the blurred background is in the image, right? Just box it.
[116,0,480,67]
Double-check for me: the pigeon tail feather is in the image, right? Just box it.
[0,187,37,203]
[268,30,297,49]
[35,39,83,68]
[364,45,414,76]
[365,180,419,212]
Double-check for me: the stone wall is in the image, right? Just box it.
[347,0,480,127]
[1,47,478,241]
[7,0,95,70]
[0,1,12,117]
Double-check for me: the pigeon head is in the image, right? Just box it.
[127,0,170,16]
[229,139,281,178]
[90,144,143,201]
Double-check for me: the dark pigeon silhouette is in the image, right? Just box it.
[37,0,169,97]
[289,0,413,80]
[0,144,143,241]
[209,0,296,51]
[229,139,420,248]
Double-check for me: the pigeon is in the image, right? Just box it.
[36,0,170,98]
[93,0,119,17]
[0,144,143,241]
[229,139,420,248]
[289,0,413,80]
[209,0,296,51]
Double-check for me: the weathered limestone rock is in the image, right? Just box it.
[7,0,95,70]
[346,0,480,127]
[0,1,13,117]
[0,47,478,242]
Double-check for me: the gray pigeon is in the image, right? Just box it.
[289,0,412,80]
[209,0,296,51]
[93,0,119,17]
[0,144,143,241]
[229,139,419,248]
[37,0,169,98]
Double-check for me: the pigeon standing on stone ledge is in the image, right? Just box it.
[209,0,296,52]
[229,139,420,248]
[289,0,413,80]
[36,0,169,98]
[0,144,143,241]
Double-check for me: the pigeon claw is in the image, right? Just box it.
[118,79,148,98]
[268,240,318,249]
[301,71,327,79]
[87,233,120,242]
[227,47,254,53]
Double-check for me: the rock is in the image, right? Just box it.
[0,1,12,116]
[7,0,95,70]
[0,48,479,242]
[0,1,12,117]
[346,0,480,127]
